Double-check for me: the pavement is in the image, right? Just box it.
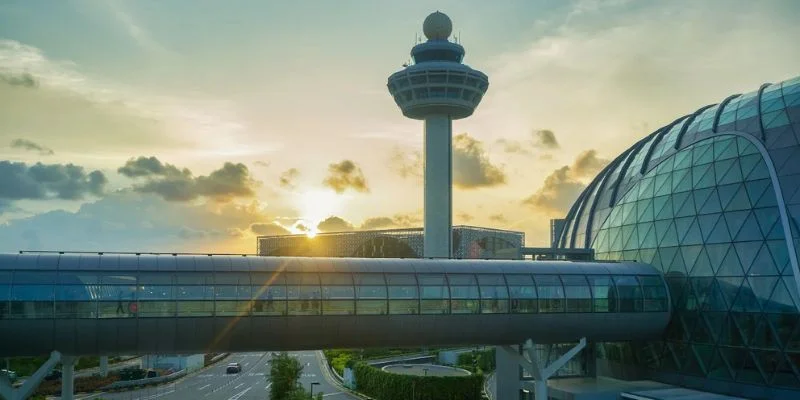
[71,351,357,400]
[76,357,142,378]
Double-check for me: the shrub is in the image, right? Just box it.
[456,349,496,373]
[353,362,483,400]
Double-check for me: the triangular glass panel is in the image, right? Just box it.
[724,184,752,212]
[766,241,790,275]
[705,279,729,311]
[747,160,771,181]
[698,213,722,241]
[704,311,728,342]
[718,277,744,311]
[747,244,780,276]
[639,248,657,264]
[717,246,745,277]
[723,210,751,239]
[720,346,746,376]
[782,276,800,311]
[767,313,798,348]
[674,216,695,241]
[673,191,696,217]
[725,310,748,347]
[694,143,714,165]
[731,279,761,312]
[753,350,781,382]
[698,189,722,215]
[639,223,658,248]
[656,197,674,220]
[765,219,784,241]
[755,185,779,208]
[714,138,736,160]
[691,277,713,305]
[751,316,781,350]
[674,150,692,170]
[694,188,715,211]
[770,352,800,387]
[735,212,766,242]
[694,163,717,189]
[690,248,714,277]
[622,225,638,251]
[681,218,704,246]
[672,168,693,193]
[714,158,737,185]
[654,219,671,243]
[766,279,799,313]
[707,346,734,380]
[749,276,779,310]
[706,243,730,275]
[740,153,764,180]
[669,341,690,371]
[654,173,672,197]
[734,241,763,272]
[736,350,766,384]
[692,344,715,373]
[660,343,680,372]
[609,227,623,250]
[660,221,679,247]
[706,213,732,244]
[681,246,703,271]
[637,199,655,222]
[745,179,770,205]
[637,176,656,199]
[754,208,781,239]
[691,315,714,344]
[666,277,688,308]
[652,196,670,221]
[738,138,759,156]
[658,246,678,270]
[718,183,741,210]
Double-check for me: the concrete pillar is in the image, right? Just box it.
[0,351,61,400]
[61,356,76,400]
[99,356,109,378]
[534,380,548,400]
[423,114,453,259]
[496,345,520,400]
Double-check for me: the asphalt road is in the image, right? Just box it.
[90,351,356,400]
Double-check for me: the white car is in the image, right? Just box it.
[226,363,242,374]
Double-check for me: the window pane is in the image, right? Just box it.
[477,275,505,286]
[286,273,319,285]
[480,286,509,299]
[101,274,137,285]
[323,300,355,315]
[138,301,175,317]
[389,286,418,299]
[421,286,448,299]
[509,286,537,299]
[613,276,643,312]
[215,286,238,300]
[418,274,446,285]
[320,274,353,285]
[177,286,213,300]
[253,285,285,300]
[421,299,449,314]
[451,299,479,314]
[536,276,564,313]
[177,301,213,317]
[386,274,416,285]
[57,272,98,285]
[565,286,592,313]
[252,299,285,316]
[450,286,479,299]
[510,299,537,313]
[323,286,355,299]
[357,286,387,299]
[13,272,57,284]
[216,300,250,316]
[139,285,173,300]
[587,276,614,312]
[355,274,385,285]
[389,300,418,314]
[357,300,387,315]
[505,275,533,285]
[252,272,285,286]
[55,301,96,318]
[481,299,508,314]
[447,274,476,285]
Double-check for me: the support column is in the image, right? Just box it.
[496,345,520,400]
[99,356,109,378]
[61,356,76,400]
[423,114,453,259]
[521,338,587,400]
[0,351,61,400]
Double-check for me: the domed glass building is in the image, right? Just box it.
[558,75,800,398]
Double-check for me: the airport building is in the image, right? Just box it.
[557,74,800,399]
[257,225,525,260]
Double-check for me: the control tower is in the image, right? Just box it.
[387,11,489,258]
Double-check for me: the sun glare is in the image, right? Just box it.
[292,188,346,237]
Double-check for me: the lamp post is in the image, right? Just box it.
[310,382,320,398]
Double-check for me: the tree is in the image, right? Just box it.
[269,352,304,400]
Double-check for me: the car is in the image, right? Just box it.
[226,363,242,374]
[45,369,62,381]
[0,369,17,382]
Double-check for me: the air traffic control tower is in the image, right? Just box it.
[387,11,489,258]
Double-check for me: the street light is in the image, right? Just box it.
[310,382,320,398]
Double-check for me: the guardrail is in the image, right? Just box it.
[100,369,186,390]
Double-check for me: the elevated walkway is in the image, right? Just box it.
[0,253,670,356]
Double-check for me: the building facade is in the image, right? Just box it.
[257,226,524,260]
[558,75,800,398]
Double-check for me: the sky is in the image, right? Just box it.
[0,0,798,253]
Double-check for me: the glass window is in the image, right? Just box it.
[508,274,537,314]
[57,272,98,285]
[535,275,565,313]
[55,285,97,318]
[215,273,249,286]
[322,284,355,316]
[450,285,479,314]
[480,285,509,314]
[252,272,285,286]
[386,274,417,285]
[138,285,174,317]
[98,284,137,318]
[252,286,286,316]
[13,272,57,284]
[587,276,615,312]
[388,276,418,314]
[320,274,353,285]
[561,275,592,313]
[640,276,668,312]
[419,275,448,314]
[287,286,321,315]
[355,274,385,285]
[176,284,214,317]
[613,276,643,312]
[10,284,53,319]
[286,273,319,286]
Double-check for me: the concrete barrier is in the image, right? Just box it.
[100,369,186,390]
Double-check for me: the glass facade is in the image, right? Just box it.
[0,269,667,319]
[559,75,800,394]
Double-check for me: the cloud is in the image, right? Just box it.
[389,147,423,180]
[457,212,474,223]
[0,71,38,88]
[0,192,275,253]
[118,156,260,202]
[323,160,369,194]
[497,129,559,155]
[249,222,290,236]
[254,161,270,168]
[532,130,559,149]
[360,213,421,230]
[317,216,355,232]
[0,161,107,202]
[10,139,54,155]
[453,133,506,189]
[279,168,299,189]
[522,149,609,215]
[490,214,508,223]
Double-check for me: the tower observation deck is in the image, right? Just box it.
[387,12,489,259]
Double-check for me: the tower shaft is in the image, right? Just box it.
[423,114,452,258]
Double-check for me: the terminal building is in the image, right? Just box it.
[556,74,800,399]
[257,225,525,260]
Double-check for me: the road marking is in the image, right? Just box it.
[234,383,245,389]
[322,393,342,397]
[198,384,211,390]
[199,374,215,377]
[266,382,272,390]
[228,386,252,400]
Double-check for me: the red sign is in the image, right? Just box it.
[128,302,138,313]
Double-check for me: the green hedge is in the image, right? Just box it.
[456,348,496,373]
[353,362,483,400]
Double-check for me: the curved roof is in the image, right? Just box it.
[559,75,800,249]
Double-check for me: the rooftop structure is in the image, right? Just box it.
[387,11,489,259]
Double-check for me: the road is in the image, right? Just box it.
[86,351,356,400]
